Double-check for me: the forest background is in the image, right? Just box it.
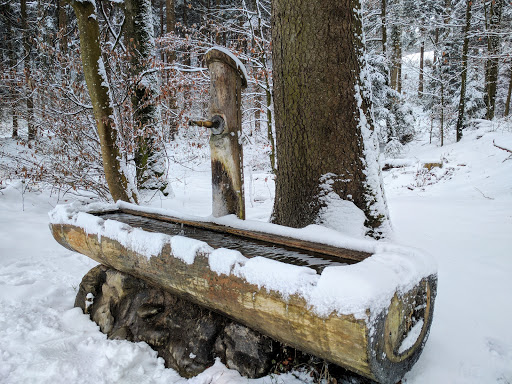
[0,0,511,196]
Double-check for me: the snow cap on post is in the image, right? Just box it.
[205,46,248,89]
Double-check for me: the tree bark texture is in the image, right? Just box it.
[125,0,168,194]
[390,22,402,93]
[166,0,176,35]
[485,0,503,120]
[381,0,387,55]
[505,64,512,117]
[271,0,390,238]
[455,0,472,142]
[69,0,135,203]
[21,0,35,141]
[6,3,18,139]
[418,41,424,98]
[165,0,178,137]
[59,0,68,54]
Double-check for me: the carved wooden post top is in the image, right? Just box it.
[205,47,248,89]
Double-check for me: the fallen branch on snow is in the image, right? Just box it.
[474,187,495,200]
[493,140,512,154]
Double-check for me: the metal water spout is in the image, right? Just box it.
[189,47,247,219]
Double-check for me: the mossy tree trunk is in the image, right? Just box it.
[68,0,136,203]
[125,0,168,194]
[271,0,390,238]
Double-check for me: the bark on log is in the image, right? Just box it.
[50,214,436,384]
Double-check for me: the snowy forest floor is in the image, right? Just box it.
[1,120,512,383]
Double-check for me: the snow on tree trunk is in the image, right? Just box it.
[125,0,170,196]
[70,0,136,203]
[271,0,391,239]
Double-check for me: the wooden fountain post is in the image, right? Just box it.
[204,48,247,219]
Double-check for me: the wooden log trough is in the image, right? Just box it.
[49,202,437,384]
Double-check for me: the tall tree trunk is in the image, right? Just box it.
[159,0,164,37]
[433,28,439,66]
[125,0,168,194]
[271,0,390,238]
[390,21,401,92]
[484,0,503,120]
[455,0,472,142]
[59,0,68,54]
[69,0,136,203]
[7,2,19,138]
[505,64,512,116]
[166,0,175,35]
[182,0,192,112]
[165,0,178,139]
[12,108,19,139]
[265,80,276,175]
[215,0,222,45]
[254,92,261,133]
[418,40,424,98]
[381,0,387,55]
[21,0,35,141]
[253,0,276,173]
[440,80,445,147]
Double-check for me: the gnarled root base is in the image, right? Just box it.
[76,265,375,382]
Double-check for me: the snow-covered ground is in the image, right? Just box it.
[1,118,512,383]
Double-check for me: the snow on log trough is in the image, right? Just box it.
[49,202,437,384]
